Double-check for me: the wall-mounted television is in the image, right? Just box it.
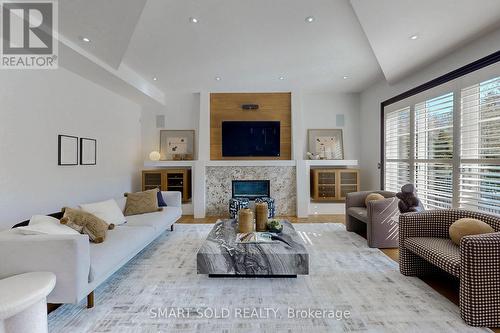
[222,121,280,157]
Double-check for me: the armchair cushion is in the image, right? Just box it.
[346,207,368,223]
[449,218,495,245]
[365,193,385,207]
[404,237,460,277]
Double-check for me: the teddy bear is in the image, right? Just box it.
[396,184,425,214]
[60,207,114,243]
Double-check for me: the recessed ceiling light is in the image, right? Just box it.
[305,16,315,23]
[189,17,199,23]
[81,36,91,43]
[410,34,418,40]
[153,77,158,81]
[279,76,285,80]
[215,76,221,81]
[343,76,348,79]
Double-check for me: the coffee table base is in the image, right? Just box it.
[208,274,297,278]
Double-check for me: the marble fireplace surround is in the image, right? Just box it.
[205,166,296,216]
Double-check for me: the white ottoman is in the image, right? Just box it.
[0,272,56,333]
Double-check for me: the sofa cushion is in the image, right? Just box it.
[88,226,156,282]
[124,189,161,216]
[365,193,385,207]
[124,207,181,232]
[449,218,495,245]
[79,199,126,226]
[404,237,460,277]
[347,207,368,223]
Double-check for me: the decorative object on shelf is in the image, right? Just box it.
[80,137,97,165]
[229,198,250,219]
[267,219,283,233]
[160,130,195,161]
[306,152,321,160]
[308,129,344,160]
[149,151,161,161]
[58,135,78,166]
[172,153,193,161]
[255,202,268,232]
[254,197,276,218]
[238,208,254,233]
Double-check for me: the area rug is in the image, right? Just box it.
[48,223,489,333]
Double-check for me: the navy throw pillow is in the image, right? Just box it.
[157,190,167,207]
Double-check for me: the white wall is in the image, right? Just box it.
[0,68,142,230]
[300,92,360,161]
[359,27,500,190]
[141,93,200,160]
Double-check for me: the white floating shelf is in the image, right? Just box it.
[305,159,358,167]
[144,160,358,168]
[144,160,196,168]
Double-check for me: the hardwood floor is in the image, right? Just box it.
[178,215,499,331]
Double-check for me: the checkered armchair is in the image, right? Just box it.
[399,209,500,327]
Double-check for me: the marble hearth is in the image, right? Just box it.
[205,166,296,216]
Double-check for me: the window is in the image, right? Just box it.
[384,106,410,193]
[383,74,500,216]
[460,77,500,214]
[414,93,454,209]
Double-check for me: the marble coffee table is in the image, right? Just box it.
[197,219,309,277]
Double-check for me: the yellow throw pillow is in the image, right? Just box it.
[365,193,385,207]
[124,189,162,216]
[449,218,495,246]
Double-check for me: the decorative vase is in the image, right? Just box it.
[238,208,254,233]
[255,202,268,232]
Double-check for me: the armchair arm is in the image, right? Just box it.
[161,191,182,208]
[366,197,400,247]
[0,233,90,304]
[459,232,500,326]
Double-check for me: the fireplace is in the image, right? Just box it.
[232,180,270,200]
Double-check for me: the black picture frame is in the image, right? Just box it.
[80,137,97,165]
[58,135,79,166]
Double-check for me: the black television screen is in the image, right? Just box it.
[222,121,280,157]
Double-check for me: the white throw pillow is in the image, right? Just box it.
[16,215,79,235]
[79,199,126,225]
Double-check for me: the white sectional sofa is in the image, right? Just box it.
[0,191,182,307]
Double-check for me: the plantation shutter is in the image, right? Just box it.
[414,92,454,209]
[460,77,500,215]
[384,106,411,193]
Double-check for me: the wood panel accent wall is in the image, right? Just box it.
[210,92,292,160]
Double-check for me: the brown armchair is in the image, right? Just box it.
[346,190,400,248]
[399,209,500,327]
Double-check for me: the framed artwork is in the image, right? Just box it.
[58,135,78,166]
[80,138,97,165]
[159,130,195,160]
[308,129,344,160]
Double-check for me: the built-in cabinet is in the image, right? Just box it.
[142,169,192,203]
[310,168,360,202]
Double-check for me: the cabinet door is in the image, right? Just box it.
[337,170,359,200]
[143,171,163,191]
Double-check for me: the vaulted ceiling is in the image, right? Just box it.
[57,0,500,101]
